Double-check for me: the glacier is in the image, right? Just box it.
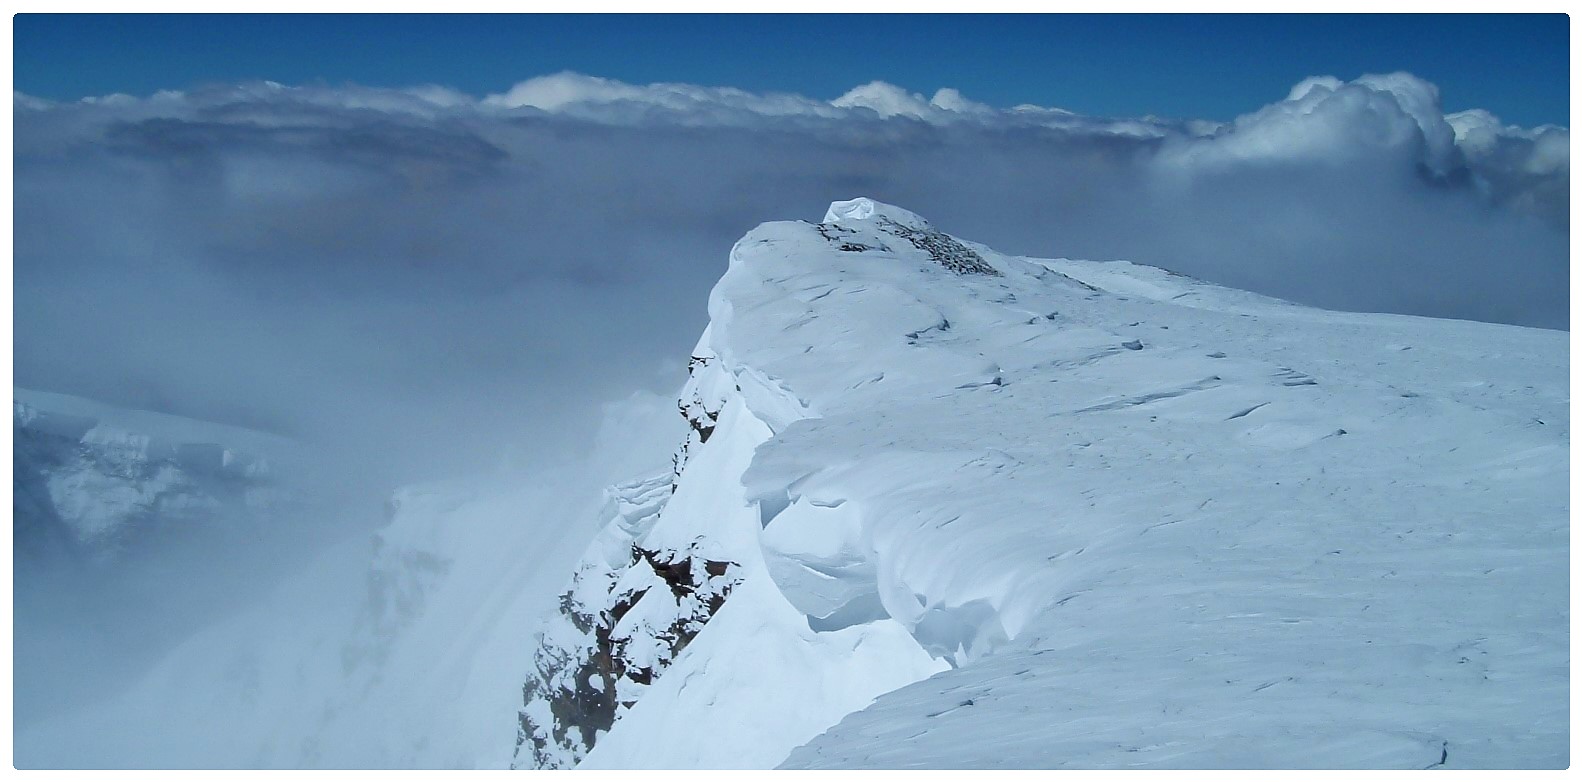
[16,197,1567,769]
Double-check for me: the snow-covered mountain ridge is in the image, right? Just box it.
[518,197,1566,769]
[15,198,1564,769]
[14,386,297,557]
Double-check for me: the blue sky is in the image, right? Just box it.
[13,14,1570,126]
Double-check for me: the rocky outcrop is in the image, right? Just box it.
[672,354,726,485]
[510,198,1021,768]
[875,216,1000,275]
[515,535,741,768]
[513,350,746,769]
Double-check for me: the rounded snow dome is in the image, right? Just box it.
[823,197,931,228]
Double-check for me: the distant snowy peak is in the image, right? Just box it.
[13,387,298,554]
[14,387,295,459]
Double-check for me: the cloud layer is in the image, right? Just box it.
[14,71,1569,497]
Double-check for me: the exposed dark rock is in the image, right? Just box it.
[816,222,886,253]
[673,356,725,490]
[514,347,747,769]
[876,217,1000,276]
[514,542,743,768]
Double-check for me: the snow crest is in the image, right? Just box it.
[823,197,929,228]
[516,198,1567,769]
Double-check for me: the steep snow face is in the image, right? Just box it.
[516,330,945,769]
[16,391,686,769]
[542,198,1566,769]
[515,471,745,768]
[17,473,604,769]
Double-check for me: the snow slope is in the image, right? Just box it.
[530,197,1567,769]
[14,475,600,769]
[14,391,684,769]
[17,198,1565,769]
[12,387,341,727]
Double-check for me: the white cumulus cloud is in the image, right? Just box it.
[11,69,1567,504]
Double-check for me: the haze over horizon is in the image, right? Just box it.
[11,15,1571,770]
[15,65,1569,487]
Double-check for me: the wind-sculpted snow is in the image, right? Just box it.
[545,198,1566,768]
[18,197,1564,769]
[516,334,941,768]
